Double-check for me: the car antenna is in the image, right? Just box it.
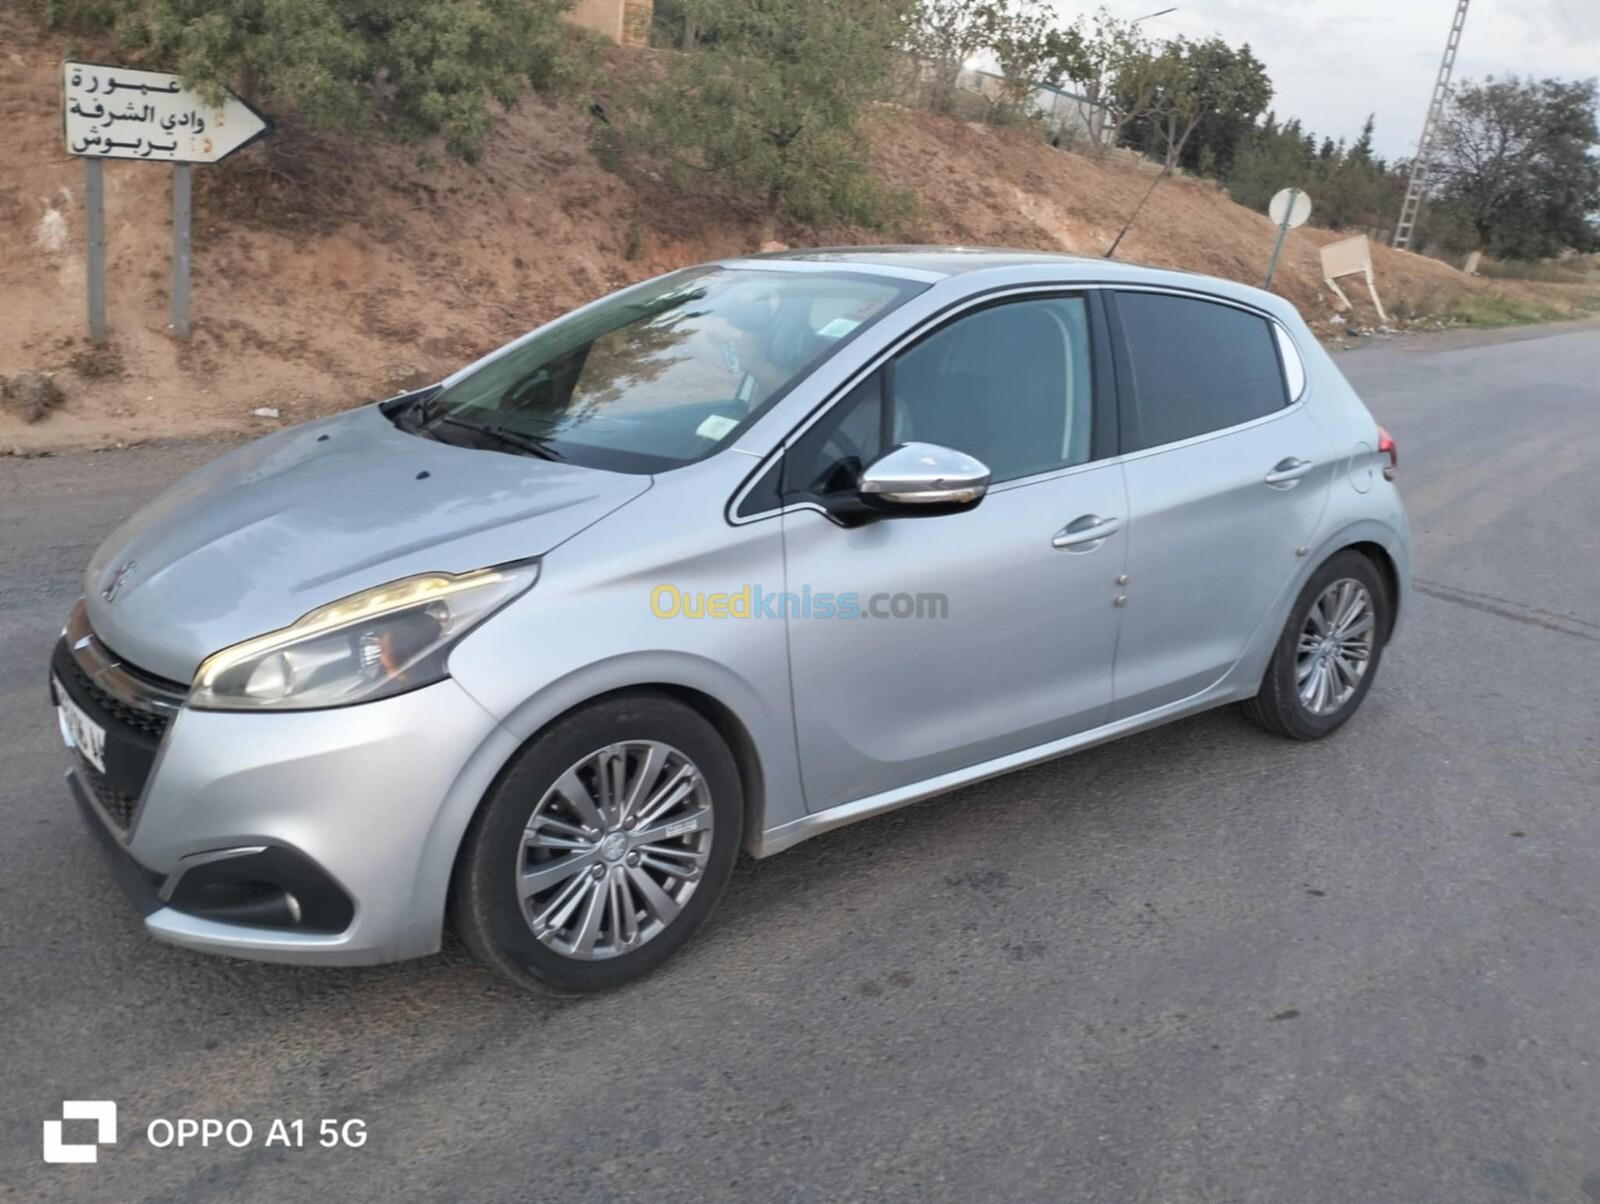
[1105,165,1173,259]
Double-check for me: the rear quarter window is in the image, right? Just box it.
[1115,292,1289,451]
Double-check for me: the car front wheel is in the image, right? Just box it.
[1244,550,1390,740]
[452,693,742,995]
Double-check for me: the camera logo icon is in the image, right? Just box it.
[43,1101,117,1163]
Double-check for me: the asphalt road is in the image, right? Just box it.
[4,322,1599,1203]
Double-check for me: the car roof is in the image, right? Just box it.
[716,245,1296,323]
[727,245,1119,277]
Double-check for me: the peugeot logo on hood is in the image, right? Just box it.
[102,560,136,603]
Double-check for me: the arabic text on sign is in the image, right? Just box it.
[63,62,267,164]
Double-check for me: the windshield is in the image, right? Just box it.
[418,266,922,473]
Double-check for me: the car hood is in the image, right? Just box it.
[83,405,651,683]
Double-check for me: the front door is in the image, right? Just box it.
[779,294,1129,810]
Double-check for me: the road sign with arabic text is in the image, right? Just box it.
[63,62,272,164]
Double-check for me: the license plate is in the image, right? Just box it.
[54,676,107,774]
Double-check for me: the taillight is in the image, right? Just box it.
[1377,426,1397,481]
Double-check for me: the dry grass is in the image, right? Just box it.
[1474,256,1599,285]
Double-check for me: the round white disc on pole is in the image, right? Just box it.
[1269,188,1313,228]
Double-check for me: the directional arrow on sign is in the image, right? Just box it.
[64,61,272,164]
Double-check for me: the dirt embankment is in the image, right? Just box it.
[0,15,1590,453]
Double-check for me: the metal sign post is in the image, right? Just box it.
[84,158,107,341]
[63,61,271,340]
[1264,187,1312,291]
[171,163,192,338]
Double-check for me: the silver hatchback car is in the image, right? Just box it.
[52,249,1408,994]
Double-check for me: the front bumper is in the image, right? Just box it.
[56,628,511,965]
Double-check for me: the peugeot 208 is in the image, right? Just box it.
[50,249,1409,994]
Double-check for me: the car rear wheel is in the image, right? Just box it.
[1243,550,1390,740]
[452,693,742,995]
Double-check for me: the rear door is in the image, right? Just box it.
[1107,289,1333,719]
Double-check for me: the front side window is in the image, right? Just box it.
[783,295,1095,503]
[420,267,920,473]
[1115,291,1289,450]
[784,373,886,502]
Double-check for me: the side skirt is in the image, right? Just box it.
[751,681,1249,858]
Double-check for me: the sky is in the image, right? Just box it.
[1056,0,1600,161]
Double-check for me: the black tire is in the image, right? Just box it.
[1243,550,1390,741]
[452,692,742,996]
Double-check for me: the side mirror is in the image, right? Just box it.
[857,442,991,514]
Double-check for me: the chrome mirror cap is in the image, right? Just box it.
[858,442,991,507]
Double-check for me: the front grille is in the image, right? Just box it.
[61,653,172,742]
[53,606,188,837]
[76,754,140,830]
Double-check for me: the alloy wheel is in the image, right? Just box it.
[1295,577,1375,716]
[517,741,713,960]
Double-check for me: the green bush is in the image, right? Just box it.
[45,0,585,161]
[40,0,121,32]
[634,0,916,228]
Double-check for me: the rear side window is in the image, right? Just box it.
[1115,292,1288,451]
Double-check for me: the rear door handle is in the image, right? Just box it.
[1264,457,1314,488]
[1052,514,1122,551]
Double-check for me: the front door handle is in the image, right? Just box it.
[1052,514,1122,551]
[1264,457,1314,488]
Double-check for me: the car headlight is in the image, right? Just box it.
[191,563,538,711]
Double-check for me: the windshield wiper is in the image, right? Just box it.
[384,386,442,433]
[434,414,564,461]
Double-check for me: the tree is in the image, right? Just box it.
[1055,7,1157,156]
[1311,142,1397,232]
[1430,75,1600,257]
[1146,38,1270,176]
[1103,35,1269,256]
[1224,121,1300,212]
[97,0,578,160]
[1136,35,1272,172]
[1349,113,1376,165]
[983,0,1074,123]
[909,0,994,114]
[1222,110,1398,234]
[637,0,915,225]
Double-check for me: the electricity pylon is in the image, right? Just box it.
[1392,0,1471,251]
